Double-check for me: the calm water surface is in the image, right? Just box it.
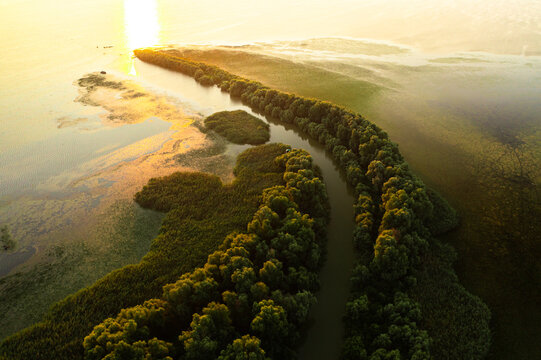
[1,0,541,357]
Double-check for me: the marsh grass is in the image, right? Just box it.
[166,48,382,110]
[0,201,163,341]
[204,110,270,145]
[175,132,232,178]
[410,240,491,359]
[0,144,288,359]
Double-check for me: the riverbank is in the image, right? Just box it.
[159,45,540,359]
[130,49,489,359]
[130,56,358,360]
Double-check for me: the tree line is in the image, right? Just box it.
[0,144,321,359]
[83,147,330,359]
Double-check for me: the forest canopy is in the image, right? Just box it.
[204,110,270,145]
[0,144,327,359]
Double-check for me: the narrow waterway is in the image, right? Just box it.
[132,59,356,359]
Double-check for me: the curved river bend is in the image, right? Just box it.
[132,59,356,359]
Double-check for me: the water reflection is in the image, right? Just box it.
[123,0,161,74]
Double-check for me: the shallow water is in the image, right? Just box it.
[1,0,541,357]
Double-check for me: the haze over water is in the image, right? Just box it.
[2,0,539,198]
[1,0,540,358]
[2,0,540,145]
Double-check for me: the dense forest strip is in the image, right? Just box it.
[83,145,330,359]
[0,144,293,359]
[133,48,491,359]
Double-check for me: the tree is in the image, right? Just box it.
[344,295,370,332]
[259,259,284,289]
[250,300,290,358]
[83,299,174,360]
[218,335,269,360]
[371,231,409,283]
[342,335,368,360]
[247,206,280,240]
[180,302,234,360]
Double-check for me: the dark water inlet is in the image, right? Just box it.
[133,59,356,359]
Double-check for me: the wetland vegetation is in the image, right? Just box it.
[1,47,496,360]
[2,1,539,359]
[131,49,490,358]
[84,145,329,359]
[1,143,309,359]
[0,202,164,342]
[141,46,540,359]
[204,110,270,145]
[0,226,16,252]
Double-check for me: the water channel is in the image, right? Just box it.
[132,59,356,359]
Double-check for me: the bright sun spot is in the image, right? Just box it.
[124,0,160,74]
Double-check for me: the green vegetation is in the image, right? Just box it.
[204,110,270,145]
[0,48,493,360]
[83,146,329,359]
[0,202,163,341]
[132,48,491,359]
[0,144,303,359]
[166,47,541,359]
[410,241,491,359]
[1,226,16,252]
[150,47,382,110]
[174,130,233,178]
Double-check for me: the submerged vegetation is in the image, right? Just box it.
[0,202,164,341]
[131,48,491,359]
[205,110,270,145]
[0,144,313,359]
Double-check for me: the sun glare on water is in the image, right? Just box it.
[124,0,161,75]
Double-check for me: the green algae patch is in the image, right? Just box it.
[204,110,270,145]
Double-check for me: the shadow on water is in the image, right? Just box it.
[133,59,356,359]
[0,246,36,278]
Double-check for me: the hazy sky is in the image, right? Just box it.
[155,0,541,54]
[1,0,540,55]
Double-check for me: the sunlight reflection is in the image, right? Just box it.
[123,0,160,75]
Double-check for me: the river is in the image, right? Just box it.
[132,59,357,359]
